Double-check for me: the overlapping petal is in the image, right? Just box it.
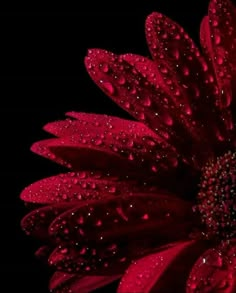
[20,171,153,204]
[186,241,236,292]
[32,114,178,174]
[49,271,120,293]
[47,194,197,275]
[145,11,229,144]
[118,240,208,293]
[85,49,207,167]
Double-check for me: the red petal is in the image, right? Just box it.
[186,241,236,292]
[35,245,52,263]
[85,50,189,145]
[49,271,120,293]
[21,202,77,239]
[32,121,178,174]
[47,194,197,275]
[31,137,137,173]
[200,16,212,60]
[44,113,155,138]
[118,241,195,293]
[48,240,195,276]
[20,171,150,204]
[49,193,194,244]
[207,0,236,109]
[145,12,228,147]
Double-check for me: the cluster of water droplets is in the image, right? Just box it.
[186,242,236,292]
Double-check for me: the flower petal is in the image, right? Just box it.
[31,137,137,173]
[145,11,228,145]
[44,113,155,138]
[32,122,178,174]
[49,271,120,293]
[35,245,52,263]
[47,194,197,274]
[21,202,77,239]
[118,240,207,293]
[20,171,151,204]
[207,0,236,109]
[186,241,236,292]
[200,16,212,60]
[49,193,194,244]
[85,49,215,167]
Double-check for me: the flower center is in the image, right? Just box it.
[197,151,236,240]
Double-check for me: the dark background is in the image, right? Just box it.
[1,1,228,292]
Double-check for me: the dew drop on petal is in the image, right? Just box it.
[214,34,221,45]
[100,62,110,73]
[142,96,151,107]
[117,76,126,85]
[100,80,115,95]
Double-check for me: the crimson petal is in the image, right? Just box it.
[31,137,137,173]
[118,241,194,293]
[186,241,236,292]
[44,113,155,138]
[47,194,197,274]
[207,0,236,109]
[32,123,178,174]
[145,11,228,145]
[20,171,150,204]
[49,271,120,293]
[21,202,77,239]
[49,193,194,244]
[118,240,210,293]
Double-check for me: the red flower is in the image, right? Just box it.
[21,0,236,292]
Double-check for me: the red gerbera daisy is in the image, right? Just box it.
[21,0,236,292]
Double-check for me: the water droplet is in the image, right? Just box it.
[138,112,145,120]
[216,56,224,65]
[108,186,116,193]
[212,20,218,27]
[100,81,115,95]
[151,165,158,172]
[128,153,134,161]
[214,34,221,45]
[183,66,190,76]
[124,101,130,109]
[60,248,68,254]
[142,214,149,220]
[117,76,126,85]
[163,113,173,126]
[142,97,151,107]
[94,138,103,146]
[95,220,102,226]
[100,63,109,73]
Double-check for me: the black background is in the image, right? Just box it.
[1,1,231,292]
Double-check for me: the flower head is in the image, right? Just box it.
[21,0,236,292]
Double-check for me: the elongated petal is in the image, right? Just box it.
[49,271,120,293]
[49,193,194,244]
[147,12,231,145]
[35,245,52,261]
[118,240,208,293]
[85,49,214,167]
[44,113,156,138]
[208,0,236,109]
[21,202,78,238]
[47,194,197,274]
[20,171,151,204]
[200,16,212,60]
[32,124,178,174]
[186,241,236,292]
[31,137,137,173]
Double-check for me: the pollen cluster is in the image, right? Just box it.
[197,151,236,240]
